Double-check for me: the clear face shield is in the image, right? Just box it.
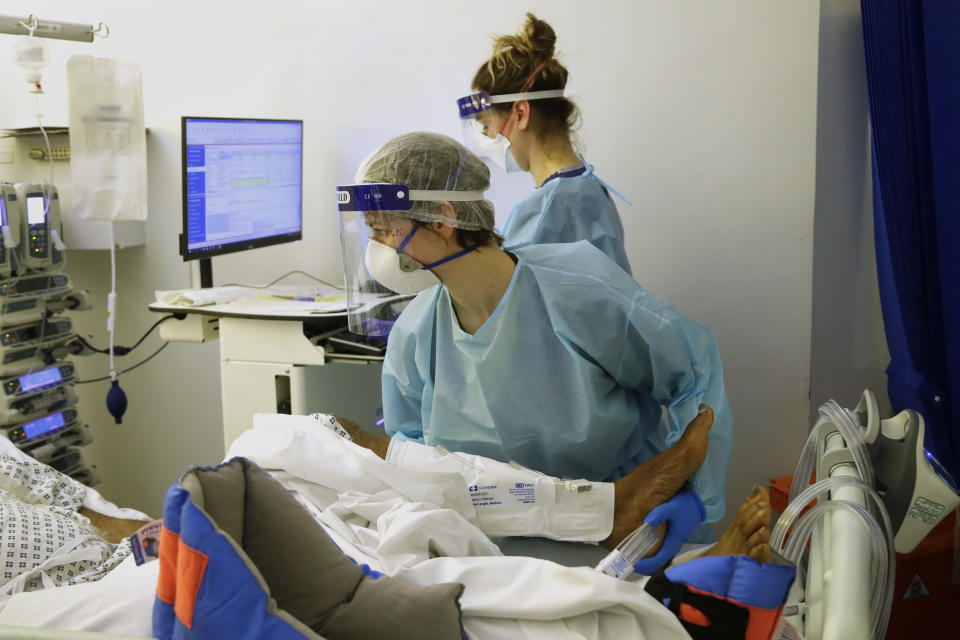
[457,91,496,158]
[456,89,567,167]
[336,183,487,336]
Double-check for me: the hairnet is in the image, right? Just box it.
[355,132,496,232]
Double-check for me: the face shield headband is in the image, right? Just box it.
[456,88,566,120]
[336,183,489,335]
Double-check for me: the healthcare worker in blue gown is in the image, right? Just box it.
[337,133,734,557]
[458,13,632,273]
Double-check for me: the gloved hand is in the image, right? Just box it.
[633,489,706,575]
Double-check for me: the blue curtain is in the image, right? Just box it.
[861,1,959,480]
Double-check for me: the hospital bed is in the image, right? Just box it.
[0,392,955,639]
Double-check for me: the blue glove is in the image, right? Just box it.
[632,489,706,575]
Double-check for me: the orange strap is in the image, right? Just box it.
[155,524,210,630]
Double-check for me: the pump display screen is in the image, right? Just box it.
[22,412,66,440]
[26,195,45,225]
[19,368,63,393]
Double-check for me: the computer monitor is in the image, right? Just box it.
[180,117,303,270]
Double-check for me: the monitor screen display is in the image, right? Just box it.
[181,117,303,259]
[19,367,63,393]
[26,195,45,225]
[23,412,66,440]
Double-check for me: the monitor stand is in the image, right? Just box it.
[199,258,213,289]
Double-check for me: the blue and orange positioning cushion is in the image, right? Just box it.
[153,457,466,640]
[644,554,796,640]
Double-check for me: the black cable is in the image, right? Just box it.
[76,342,170,384]
[73,335,109,355]
[222,269,343,290]
[77,313,185,356]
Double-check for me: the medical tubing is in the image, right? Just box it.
[786,504,887,638]
[108,223,116,379]
[34,94,55,218]
[788,428,818,502]
[780,499,893,639]
[772,476,886,551]
[820,400,875,489]
[594,522,659,579]
[771,475,895,639]
[789,399,876,502]
[76,342,169,384]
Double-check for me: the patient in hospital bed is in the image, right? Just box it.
[0,415,777,639]
[0,442,152,598]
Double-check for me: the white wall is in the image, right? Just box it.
[0,1,823,526]
[810,0,892,423]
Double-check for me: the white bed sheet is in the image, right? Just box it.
[0,555,156,636]
[0,415,690,640]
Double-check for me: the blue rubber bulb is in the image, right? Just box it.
[106,379,128,424]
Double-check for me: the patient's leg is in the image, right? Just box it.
[705,486,771,562]
[603,405,714,548]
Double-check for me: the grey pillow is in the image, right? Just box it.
[180,457,465,639]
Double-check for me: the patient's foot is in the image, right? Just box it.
[603,405,714,548]
[707,486,772,562]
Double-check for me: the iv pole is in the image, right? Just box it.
[0,14,108,43]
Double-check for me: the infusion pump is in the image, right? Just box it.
[0,185,20,278]
[13,183,64,270]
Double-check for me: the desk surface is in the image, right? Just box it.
[150,287,408,322]
[149,299,352,321]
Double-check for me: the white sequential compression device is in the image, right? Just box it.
[773,390,960,640]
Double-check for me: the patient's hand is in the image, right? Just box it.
[79,507,152,544]
[334,415,390,459]
[603,405,713,549]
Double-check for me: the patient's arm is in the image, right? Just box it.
[79,507,152,544]
[334,415,390,459]
[336,408,714,551]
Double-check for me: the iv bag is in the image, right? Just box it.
[66,55,147,221]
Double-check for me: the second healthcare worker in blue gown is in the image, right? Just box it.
[458,13,632,273]
[337,132,734,550]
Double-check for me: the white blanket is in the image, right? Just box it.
[0,415,689,640]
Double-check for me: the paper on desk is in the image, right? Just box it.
[155,285,346,309]
[256,292,350,312]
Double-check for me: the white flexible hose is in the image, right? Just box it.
[779,498,893,637]
[819,400,876,489]
[108,223,116,379]
[776,421,895,639]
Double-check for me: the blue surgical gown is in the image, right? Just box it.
[500,163,632,274]
[382,241,733,522]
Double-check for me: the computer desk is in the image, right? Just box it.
[148,298,385,451]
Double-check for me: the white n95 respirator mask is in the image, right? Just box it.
[364,238,440,295]
[461,119,523,174]
[456,89,567,175]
